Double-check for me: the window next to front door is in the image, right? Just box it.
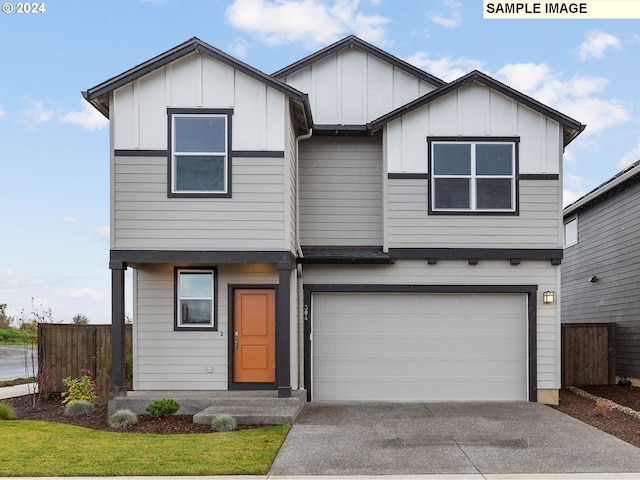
[428,137,519,215]
[174,268,217,331]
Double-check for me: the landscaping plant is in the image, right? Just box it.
[0,402,17,420]
[145,399,180,418]
[109,409,138,428]
[212,414,237,432]
[64,400,95,416]
[61,369,97,405]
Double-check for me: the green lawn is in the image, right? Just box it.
[0,420,290,476]
[0,328,33,346]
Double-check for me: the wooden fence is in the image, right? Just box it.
[562,323,615,386]
[38,324,132,399]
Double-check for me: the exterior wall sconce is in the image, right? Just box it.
[543,291,555,304]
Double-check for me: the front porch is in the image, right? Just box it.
[108,389,306,425]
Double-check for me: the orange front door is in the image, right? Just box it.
[233,289,276,383]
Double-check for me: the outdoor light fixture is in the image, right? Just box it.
[543,291,555,304]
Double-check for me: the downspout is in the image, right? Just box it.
[295,128,313,262]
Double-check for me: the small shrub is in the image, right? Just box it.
[0,402,16,420]
[109,409,138,428]
[61,369,97,405]
[595,399,612,416]
[145,399,180,418]
[212,414,237,432]
[64,400,95,416]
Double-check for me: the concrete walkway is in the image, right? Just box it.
[270,402,640,476]
[0,383,36,399]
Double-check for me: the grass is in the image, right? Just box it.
[0,328,34,346]
[0,420,290,476]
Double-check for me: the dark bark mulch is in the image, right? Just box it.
[5,393,214,434]
[550,385,640,448]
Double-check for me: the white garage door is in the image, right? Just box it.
[312,292,528,401]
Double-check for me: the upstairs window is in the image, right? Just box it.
[430,139,517,214]
[175,268,217,330]
[564,217,578,246]
[168,109,232,197]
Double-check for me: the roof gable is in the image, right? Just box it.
[370,70,585,147]
[272,35,446,89]
[83,37,312,129]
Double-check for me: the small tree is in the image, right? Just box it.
[0,303,12,329]
[72,314,89,325]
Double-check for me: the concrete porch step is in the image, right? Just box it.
[108,390,306,425]
[193,404,300,425]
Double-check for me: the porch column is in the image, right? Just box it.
[109,261,127,397]
[277,261,292,398]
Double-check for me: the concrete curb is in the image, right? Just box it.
[0,383,36,400]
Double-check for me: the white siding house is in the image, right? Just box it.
[84,36,583,405]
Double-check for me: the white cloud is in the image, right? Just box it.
[91,226,110,242]
[225,0,390,47]
[58,100,109,131]
[0,104,5,119]
[578,30,621,61]
[494,63,630,135]
[20,97,54,127]
[563,149,576,165]
[406,52,484,82]
[563,188,586,207]
[65,288,107,302]
[431,0,462,28]
[618,139,640,169]
[62,216,77,224]
[227,37,248,58]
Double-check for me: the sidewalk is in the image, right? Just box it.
[0,383,36,400]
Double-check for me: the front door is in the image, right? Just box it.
[233,288,276,383]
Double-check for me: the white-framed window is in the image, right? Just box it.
[175,268,217,330]
[430,139,517,214]
[168,109,232,197]
[564,217,578,247]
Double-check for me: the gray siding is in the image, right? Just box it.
[562,180,640,325]
[299,137,383,246]
[562,179,640,380]
[388,179,561,248]
[113,155,287,250]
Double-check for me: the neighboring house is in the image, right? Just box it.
[83,36,584,405]
[562,161,640,385]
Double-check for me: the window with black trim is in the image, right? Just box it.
[175,268,217,330]
[430,140,517,214]
[168,109,232,197]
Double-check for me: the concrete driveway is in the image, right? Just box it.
[270,401,640,476]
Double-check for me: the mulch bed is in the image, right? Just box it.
[4,386,640,443]
[5,393,214,434]
[550,385,640,448]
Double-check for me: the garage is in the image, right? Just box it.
[311,292,529,401]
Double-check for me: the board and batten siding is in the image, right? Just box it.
[133,263,279,390]
[303,260,561,389]
[387,179,561,249]
[113,154,286,250]
[111,51,286,151]
[282,47,437,125]
[385,84,562,175]
[299,137,383,246]
[562,180,640,380]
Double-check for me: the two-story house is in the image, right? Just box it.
[83,36,584,405]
